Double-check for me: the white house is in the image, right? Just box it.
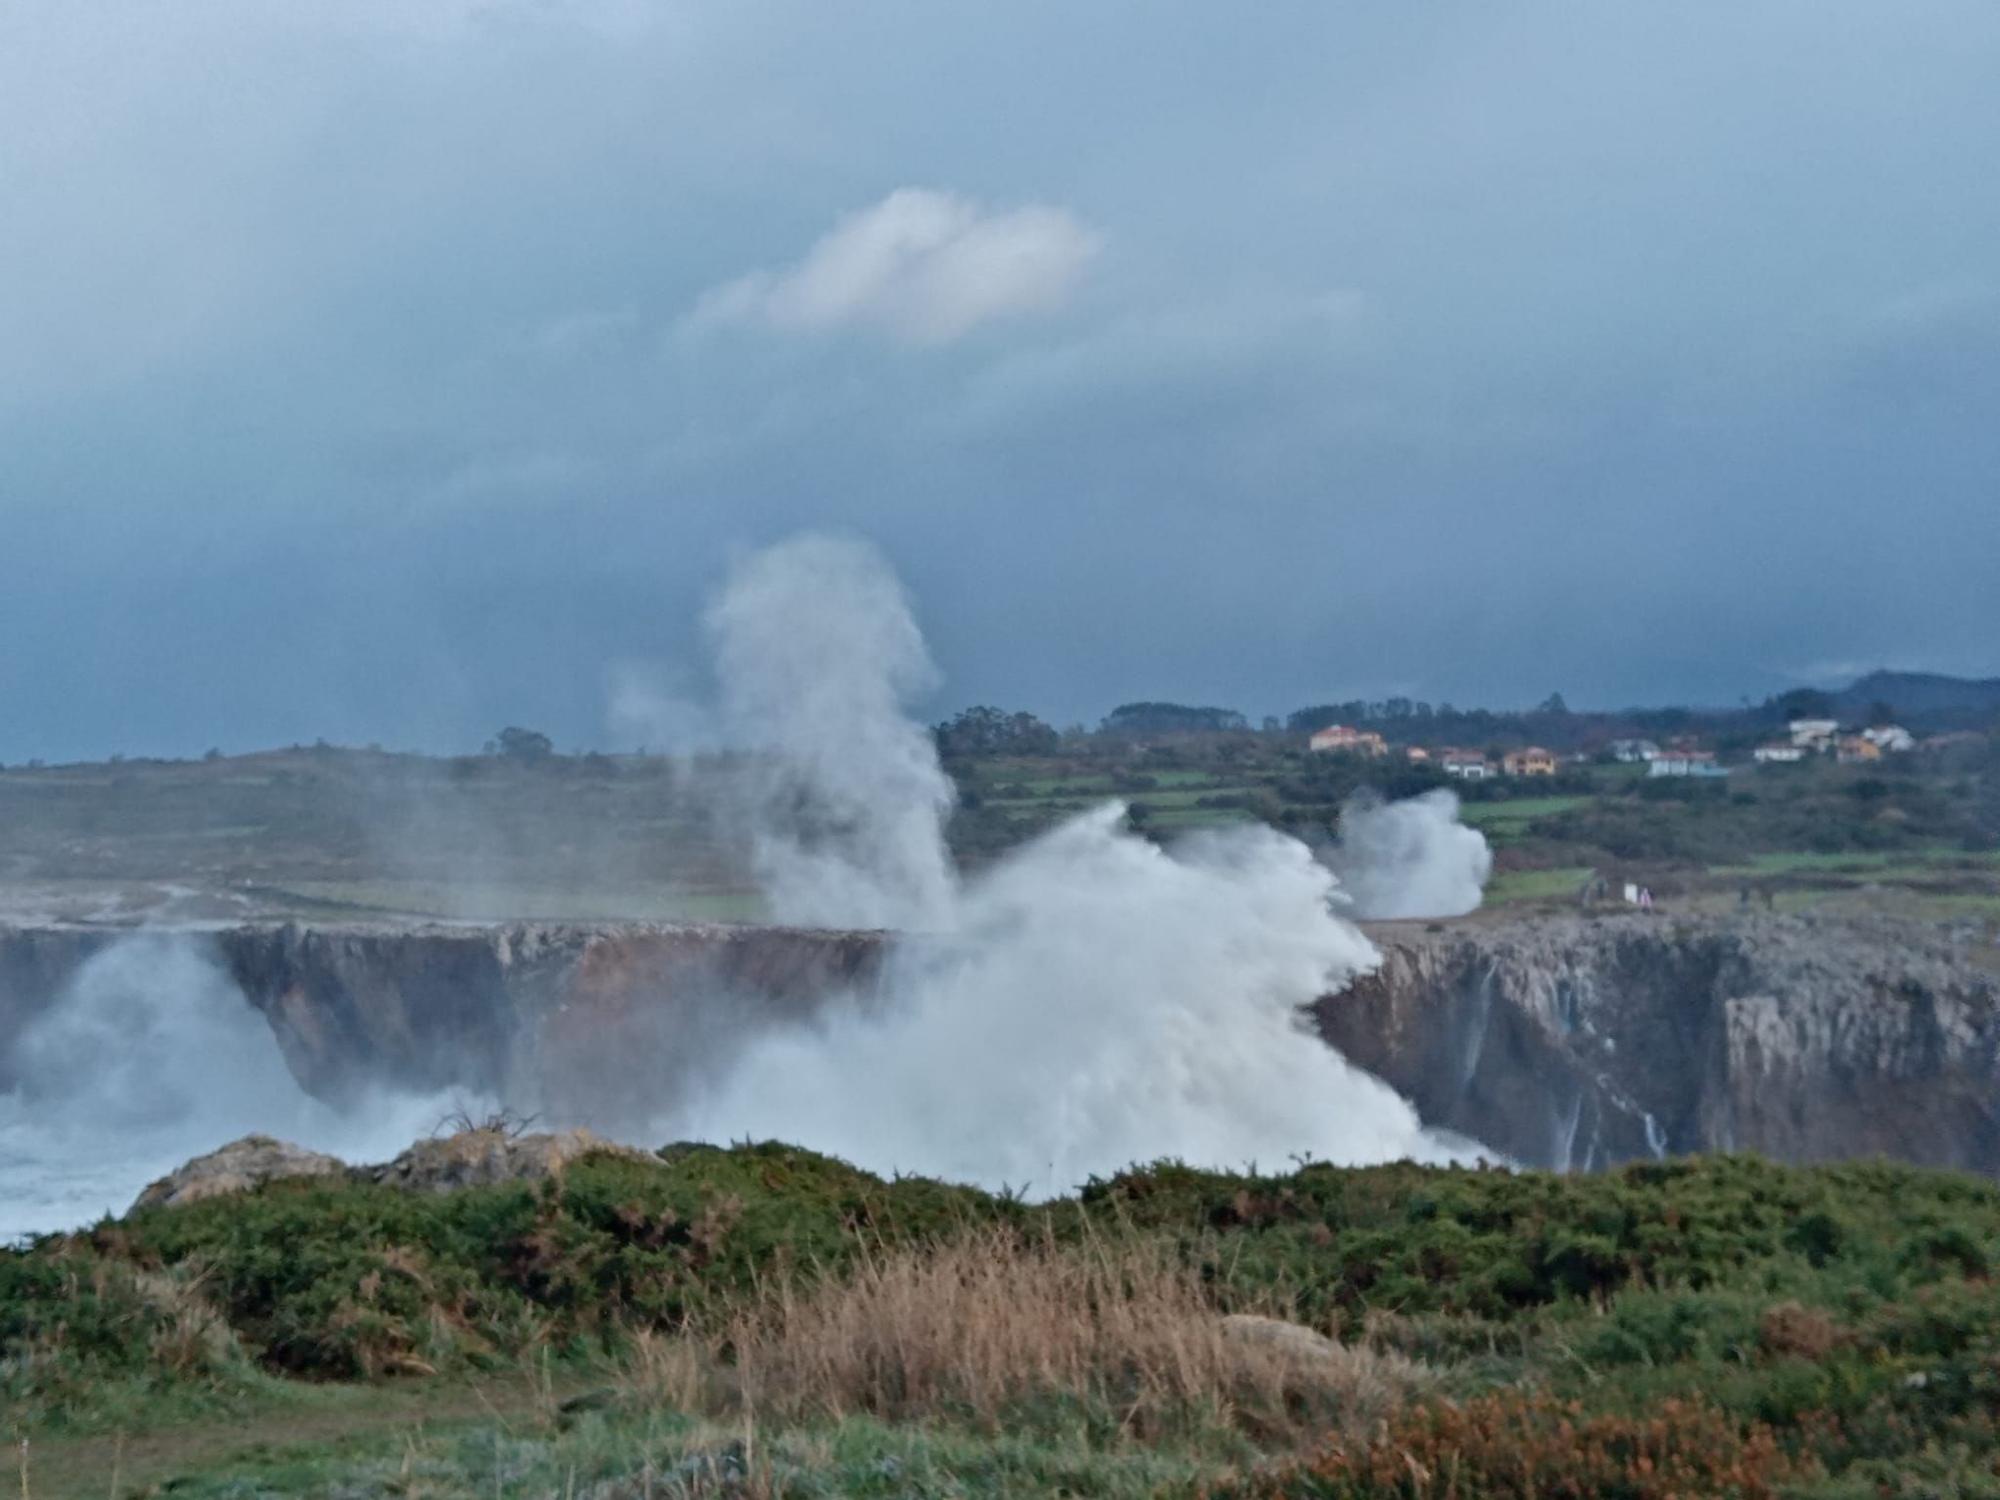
[1862,725,1915,753]
[1440,750,1492,780]
[1650,750,1729,778]
[1608,739,1660,763]
[1753,743,1807,764]
[1788,718,1840,751]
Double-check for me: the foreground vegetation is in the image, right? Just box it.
[6,1145,2000,1495]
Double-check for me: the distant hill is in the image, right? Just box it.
[1832,670,2000,723]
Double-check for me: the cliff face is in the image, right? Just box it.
[0,922,887,1131]
[5,912,1997,1175]
[220,922,888,1127]
[1325,913,2000,1174]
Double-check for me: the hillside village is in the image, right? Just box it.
[1306,715,1928,780]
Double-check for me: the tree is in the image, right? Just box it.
[1772,688,1835,721]
[1101,703,1249,736]
[933,706,1060,758]
[488,726,555,761]
[1286,702,1368,734]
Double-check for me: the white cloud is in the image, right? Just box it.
[694,188,1101,345]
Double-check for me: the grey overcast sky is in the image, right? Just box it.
[3,1,1998,761]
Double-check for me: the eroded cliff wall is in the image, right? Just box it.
[0,922,887,1131]
[1321,913,2000,1173]
[5,912,1996,1174]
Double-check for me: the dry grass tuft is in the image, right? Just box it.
[1213,1392,1806,1499]
[631,1227,1423,1445]
[1757,1299,1845,1362]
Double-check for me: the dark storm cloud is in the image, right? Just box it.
[2,1,1996,761]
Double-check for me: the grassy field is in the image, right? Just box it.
[7,1144,2000,1496]
[1710,847,2000,878]
[1456,795,1590,832]
[0,736,1995,927]
[1481,865,1597,906]
[955,741,2000,924]
[255,879,770,924]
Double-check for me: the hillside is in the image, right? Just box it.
[1833,669,2000,721]
[4,727,1996,930]
[0,747,763,926]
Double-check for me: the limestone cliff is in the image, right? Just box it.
[4,912,1997,1175]
[217,921,886,1126]
[0,921,885,1131]
[1324,912,2000,1173]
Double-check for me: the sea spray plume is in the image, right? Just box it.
[671,533,1470,1192]
[0,934,480,1237]
[683,806,1453,1192]
[1322,789,1493,920]
[706,534,957,930]
[12,936,314,1135]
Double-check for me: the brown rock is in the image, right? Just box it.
[131,1134,347,1212]
[1218,1312,1346,1365]
[367,1126,655,1193]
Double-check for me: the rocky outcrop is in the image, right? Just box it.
[130,1127,654,1213]
[368,1126,655,1193]
[1325,912,2000,1173]
[132,1134,347,1211]
[1217,1313,1347,1366]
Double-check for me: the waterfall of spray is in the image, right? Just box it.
[668,532,1482,1192]
[0,935,478,1238]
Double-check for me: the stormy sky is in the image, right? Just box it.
[3,2,1997,762]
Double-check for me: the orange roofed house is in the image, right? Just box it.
[1308,724,1389,757]
[1502,746,1559,777]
